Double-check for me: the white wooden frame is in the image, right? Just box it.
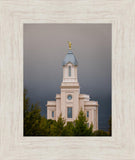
[0,1,135,160]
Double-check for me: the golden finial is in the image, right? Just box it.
[68,41,72,50]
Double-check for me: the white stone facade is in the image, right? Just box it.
[46,50,98,131]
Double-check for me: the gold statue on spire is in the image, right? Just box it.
[68,41,72,50]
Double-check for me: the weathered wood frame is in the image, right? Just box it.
[0,1,135,159]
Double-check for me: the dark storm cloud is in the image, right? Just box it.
[24,24,111,131]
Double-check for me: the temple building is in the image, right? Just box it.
[46,42,98,130]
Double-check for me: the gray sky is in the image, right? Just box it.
[24,24,111,131]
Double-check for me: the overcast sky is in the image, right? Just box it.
[24,24,111,131]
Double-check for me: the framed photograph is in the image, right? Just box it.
[24,24,111,137]
[0,0,135,159]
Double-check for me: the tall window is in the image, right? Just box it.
[67,107,72,118]
[69,66,71,77]
[87,111,89,118]
[52,111,54,118]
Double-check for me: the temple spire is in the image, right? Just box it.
[68,41,72,50]
[63,42,78,66]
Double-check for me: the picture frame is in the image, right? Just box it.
[0,0,135,159]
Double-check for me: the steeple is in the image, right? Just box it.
[61,42,79,84]
[68,41,72,50]
[63,42,78,66]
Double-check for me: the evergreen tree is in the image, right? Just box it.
[24,89,42,136]
[47,119,57,136]
[73,108,93,136]
[50,114,65,136]
[87,123,93,136]
[63,122,74,136]
[93,130,108,136]
[24,89,110,136]
[38,117,49,136]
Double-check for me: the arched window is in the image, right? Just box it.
[69,66,71,77]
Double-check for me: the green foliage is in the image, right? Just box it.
[93,130,109,136]
[46,119,57,136]
[49,114,65,136]
[38,117,50,136]
[73,108,93,136]
[24,89,110,136]
[24,89,42,136]
[108,116,112,136]
[63,122,74,136]
[87,123,94,136]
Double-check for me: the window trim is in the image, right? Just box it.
[67,107,72,118]
[52,111,54,118]
[87,111,89,118]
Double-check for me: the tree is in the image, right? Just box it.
[38,117,50,136]
[46,119,57,136]
[24,89,110,136]
[73,108,93,136]
[87,123,93,136]
[24,89,42,136]
[93,130,108,136]
[50,114,65,136]
[63,122,74,136]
